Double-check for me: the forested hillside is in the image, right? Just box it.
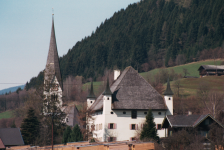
[27,0,224,89]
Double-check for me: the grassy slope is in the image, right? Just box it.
[140,60,222,79]
[0,110,14,119]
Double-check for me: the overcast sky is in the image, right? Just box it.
[0,0,140,90]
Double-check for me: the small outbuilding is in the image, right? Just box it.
[162,114,224,137]
[198,65,224,77]
[0,128,24,148]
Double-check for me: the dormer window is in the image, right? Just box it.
[123,111,126,114]
[158,112,161,115]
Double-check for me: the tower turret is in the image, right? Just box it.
[87,81,96,109]
[163,78,173,115]
[103,77,112,115]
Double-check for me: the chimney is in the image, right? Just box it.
[114,70,120,80]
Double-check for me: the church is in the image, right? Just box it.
[43,15,78,126]
[87,66,174,142]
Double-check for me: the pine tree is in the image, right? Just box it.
[140,109,159,142]
[62,126,72,144]
[69,124,83,142]
[21,107,40,145]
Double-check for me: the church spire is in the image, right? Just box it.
[103,77,112,95]
[163,78,173,95]
[45,14,63,90]
[87,81,96,98]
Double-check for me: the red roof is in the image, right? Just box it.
[0,138,5,149]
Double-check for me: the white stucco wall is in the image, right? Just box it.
[91,109,167,142]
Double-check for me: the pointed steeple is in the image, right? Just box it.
[163,78,173,95]
[45,15,63,90]
[87,81,96,98]
[103,77,112,95]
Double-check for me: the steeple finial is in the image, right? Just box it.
[163,78,173,95]
[103,77,112,95]
[87,81,96,98]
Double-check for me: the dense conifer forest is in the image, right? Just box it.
[27,0,224,89]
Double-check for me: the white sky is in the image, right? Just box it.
[0,0,140,90]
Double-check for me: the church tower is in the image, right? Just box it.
[43,14,63,112]
[163,78,173,115]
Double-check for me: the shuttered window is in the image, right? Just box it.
[108,123,117,129]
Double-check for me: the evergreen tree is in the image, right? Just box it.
[62,126,72,144]
[21,107,40,145]
[69,124,83,142]
[140,109,159,142]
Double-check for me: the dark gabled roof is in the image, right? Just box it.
[163,78,173,95]
[87,82,96,99]
[0,128,24,146]
[63,105,80,127]
[45,15,63,90]
[198,65,224,71]
[162,114,224,128]
[103,77,112,95]
[90,66,166,111]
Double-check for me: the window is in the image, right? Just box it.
[111,111,114,114]
[130,124,138,130]
[108,123,116,129]
[66,118,69,122]
[107,97,110,100]
[205,119,210,125]
[157,124,162,130]
[168,98,171,100]
[158,112,161,115]
[123,111,126,114]
[131,110,137,119]
[132,124,136,130]
[144,112,147,115]
[90,101,92,103]
[131,137,136,141]
[96,124,98,131]
[91,125,95,131]
[108,137,116,142]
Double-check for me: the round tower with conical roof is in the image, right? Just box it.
[87,81,96,109]
[163,78,174,115]
[103,77,112,115]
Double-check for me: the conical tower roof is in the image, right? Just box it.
[87,81,96,99]
[103,77,112,95]
[45,15,63,90]
[163,78,173,95]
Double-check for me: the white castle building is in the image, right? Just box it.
[87,66,174,142]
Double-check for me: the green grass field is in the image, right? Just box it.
[168,76,224,97]
[0,110,14,119]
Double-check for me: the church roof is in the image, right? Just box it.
[90,66,166,111]
[163,78,173,95]
[45,15,63,90]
